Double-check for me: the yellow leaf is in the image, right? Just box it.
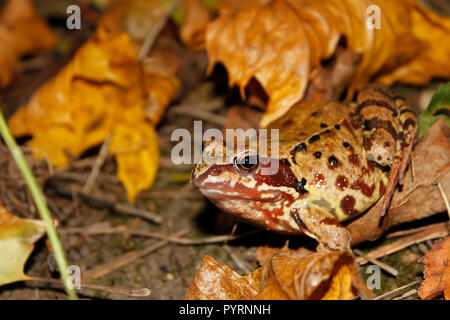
[8,17,179,201]
[110,122,160,202]
[0,205,46,286]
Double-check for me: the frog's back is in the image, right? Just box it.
[268,100,387,221]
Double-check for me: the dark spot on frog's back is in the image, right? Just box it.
[313,151,322,159]
[351,179,375,197]
[283,119,294,128]
[295,178,309,194]
[328,156,340,168]
[308,135,320,144]
[293,142,307,152]
[340,196,359,217]
[321,217,340,226]
[349,154,360,166]
[335,175,348,190]
[402,118,416,130]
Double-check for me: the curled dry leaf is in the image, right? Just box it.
[0,0,57,87]
[418,236,450,300]
[347,120,450,244]
[8,25,179,201]
[206,0,450,126]
[0,205,46,286]
[179,0,212,47]
[185,251,372,300]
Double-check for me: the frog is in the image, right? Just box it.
[191,85,418,252]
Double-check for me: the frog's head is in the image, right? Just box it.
[191,140,304,232]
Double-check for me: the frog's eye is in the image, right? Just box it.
[235,151,259,172]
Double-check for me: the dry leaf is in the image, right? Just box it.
[206,0,450,126]
[179,0,211,47]
[185,251,371,300]
[347,120,450,244]
[418,236,450,300]
[0,0,56,87]
[8,26,179,201]
[256,245,313,266]
[0,205,46,286]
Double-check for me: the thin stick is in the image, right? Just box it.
[137,0,179,60]
[0,110,78,300]
[29,277,151,297]
[437,182,450,219]
[357,221,450,265]
[373,280,420,300]
[59,226,261,245]
[386,221,448,238]
[354,249,399,277]
[83,134,112,194]
[48,183,162,224]
[83,229,189,281]
[393,289,417,300]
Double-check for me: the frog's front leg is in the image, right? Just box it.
[291,204,351,252]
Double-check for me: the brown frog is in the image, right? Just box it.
[191,86,418,251]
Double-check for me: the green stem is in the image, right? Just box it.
[0,111,78,300]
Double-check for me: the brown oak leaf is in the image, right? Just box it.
[418,236,450,300]
[185,251,372,300]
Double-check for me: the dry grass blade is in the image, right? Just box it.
[30,277,151,297]
[357,222,450,265]
[58,226,261,245]
[373,280,420,300]
[353,249,398,276]
[82,134,112,194]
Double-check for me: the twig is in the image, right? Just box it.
[83,134,112,194]
[0,109,78,300]
[354,249,398,277]
[29,277,150,298]
[137,0,179,60]
[373,280,420,300]
[58,226,262,245]
[386,221,449,238]
[48,183,162,224]
[357,221,450,265]
[83,229,189,281]
[393,289,417,300]
[437,182,450,219]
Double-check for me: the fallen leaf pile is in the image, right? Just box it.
[0,205,46,286]
[204,0,450,126]
[0,0,57,87]
[418,236,450,300]
[185,250,372,300]
[8,1,181,202]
